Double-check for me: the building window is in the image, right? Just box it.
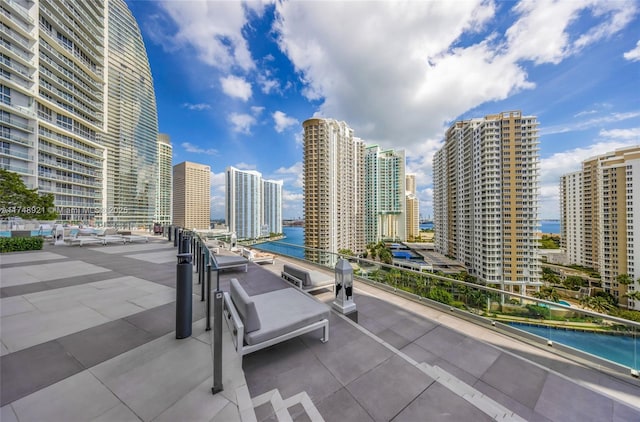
[56,114,73,131]
[0,84,9,105]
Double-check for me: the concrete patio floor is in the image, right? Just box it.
[1,239,639,421]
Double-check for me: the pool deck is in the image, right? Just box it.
[1,238,640,421]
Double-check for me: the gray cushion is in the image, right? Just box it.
[283,264,333,289]
[283,264,313,286]
[245,288,330,345]
[230,279,261,333]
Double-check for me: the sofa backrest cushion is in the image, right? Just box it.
[230,278,261,333]
[283,264,312,286]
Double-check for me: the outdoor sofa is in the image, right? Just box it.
[212,253,249,272]
[66,232,105,246]
[242,248,276,264]
[223,278,329,359]
[281,263,335,293]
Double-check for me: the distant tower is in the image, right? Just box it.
[173,162,210,229]
[225,167,262,240]
[263,179,283,236]
[364,145,406,243]
[434,111,541,292]
[156,134,172,225]
[303,118,365,263]
[405,174,419,241]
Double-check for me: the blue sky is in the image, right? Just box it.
[126,0,640,220]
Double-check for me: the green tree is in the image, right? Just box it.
[624,291,640,301]
[0,169,58,220]
[338,248,354,257]
[532,286,560,303]
[563,275,586,291]
[616,274,633,286]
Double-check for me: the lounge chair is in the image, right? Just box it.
[223,279,329,359]
[66,232,105,246]
[242,248,276,264]
[281,264,335,293]
[123,235,148,243]
[212,254,249,272]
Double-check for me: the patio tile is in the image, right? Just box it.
[313,331,394,385]
[0,296,36,317]
[0,341,84,406]
[0,261,109,287]
[315,388,374,422]
[90,334,212,421]
[56,319,156,368]
[92,403,141,422]
[10,371,121,422]
[123,303,175,337]
[153,376,231,422]
[392,381,493,422]
[473,379,550,422]
[346,355,433,422]
[413,325,467,357]
[0,251,66,265]
[534,373,621,422]
[440,337,502,378]
[0,405,18,422]
[398,343,439,365]
[480,353,548,409]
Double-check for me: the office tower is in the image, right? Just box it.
[1,0,159,225]
[102,0,158,228]
[2,0,106,221]
[173,161,210,230]
[434,111,541,292]
[225,166,262,240]
[364,145,406,243]
[561,146,640,309]
[303,118,365,263]
[262,178,283,236]
[560,171,584,265]
[155,133,172,225]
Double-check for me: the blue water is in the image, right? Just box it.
[510,322,638,369]
[258,226,305,259]
[541,220,560,234]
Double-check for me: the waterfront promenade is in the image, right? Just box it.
[1,238,640,421]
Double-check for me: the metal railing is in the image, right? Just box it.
[251,239,640,377]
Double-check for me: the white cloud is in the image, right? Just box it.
[275,161,303,189]
[220,75,252,101]
[599,127,640,139]
[154,2,257,71]
[624,40,640,61]
[251,106,265,115]
[181,142,217,155]
[233,162,257,170]
[273,111,298,133]
[542,111,640,135]
[182,103,211,111]
[228,113,256,134]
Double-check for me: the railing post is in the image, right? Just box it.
[200,247,206,300]
[206,263,212,331]
[211,274,223,394]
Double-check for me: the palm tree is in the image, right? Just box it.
[617,274,633,286]
[624,291,640,301]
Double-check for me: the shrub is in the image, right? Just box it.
[0,237,44,253]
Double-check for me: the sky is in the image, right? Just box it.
[126,0,640,221]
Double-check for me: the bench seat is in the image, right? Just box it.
[281,263,335,293]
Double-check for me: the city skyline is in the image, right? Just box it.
[125,0,640,220]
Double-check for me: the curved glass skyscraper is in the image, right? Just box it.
[102,0,158,228]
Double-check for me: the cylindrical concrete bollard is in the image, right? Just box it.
[176,252,193,339]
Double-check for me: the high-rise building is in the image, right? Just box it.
[560,171,584,265]
[405,174,419,241]
[303,118,365,263]
[364,145,406,243]
[155,133,172,225]
[173,161,210,230]
[2,0,106,221]
[262,178,282,236]
[1,0,159,226]
[561,146,640,309]
[225,166,283,240]
[225,166,262,240]
[102,0,158,228]
[434,110,541,292]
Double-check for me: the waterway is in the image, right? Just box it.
[509,322,638,369]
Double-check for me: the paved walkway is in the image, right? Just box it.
[1,239,639,421]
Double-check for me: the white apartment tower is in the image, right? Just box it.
[365,145,406,243]
[560,171,584,265]
[173,161,210,230]
[561,146,640,309]
[262,178,282,236]
[303,118,365,263]
[406,174,420,241]
[155,133,172,225]
[1,0,159,225]
[434,111,541,292]
[225,166,262,240]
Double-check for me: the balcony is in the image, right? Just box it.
[1,238,638,421]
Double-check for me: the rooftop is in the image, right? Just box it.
[1,238,639,421]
